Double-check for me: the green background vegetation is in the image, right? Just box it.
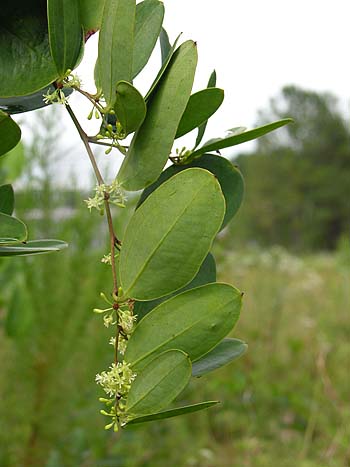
[0,87,349,466]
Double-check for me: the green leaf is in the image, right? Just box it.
[79,0,106,31]
[125,283,242,372]
[125,401,219,426]
[176,88,224,139]
[126,349,191,416]
[48,0,84,77]
[0,86,73,115]
[0,111,21,157]
[133,252,216,321]
[117,41,198,190]
[138,154,244,230]
[191,119,294,158]
[159,28,171,64]
[132,0,164,78]
[0,240,68,257]
[98,0,136,107]
[192,338,248,377]
[114,81,146,135]
[144,33,182,101]
[0,5,57,97]
[0,184,14,215]
[195,70,217,148]
[0,213,27,244]
[119,168,225,300]
[0,142,26,181]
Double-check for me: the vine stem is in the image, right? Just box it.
[66,104,119,298]
[70,85,104,112]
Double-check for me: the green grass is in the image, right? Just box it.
[1,219,349,466]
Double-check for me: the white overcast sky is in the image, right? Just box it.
[21,0,350,187]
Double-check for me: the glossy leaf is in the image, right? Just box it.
[0,5,57,97]
[0,240,68,257]
[176,88,224,139]
[126,350,191,416]
[48,0,84,76]
[119,168,225,300]
[144,33,182,101]
[125,283,242,371]
[0,213,27,244]
[125,401,219,426]
[0,111,21,157]
[160,28,171,64]
[0,143,25,182]
[79,0,106,31]
[98,0,136,107]
[118,41,198,190]
[195,70,217,148]
[0,184,14,215]
[191,119,293,158]
[133,252,216,321]
[138,154,244,229]
[115,81,146,135]
[132,0,164,78]
[192,338,248,377]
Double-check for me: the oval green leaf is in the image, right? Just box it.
[98,0,136,107]
[0,213,27,244]
[0,239,68,257]
[138,154,244,229]
[0,184,14,215]
[0,5,57,97]
[144,33,182,101]
[0,111,21,157]
[132,0,164,79]
[119,168,225,300]
[125,283,242,372]
[117,41,198,190]
[195,70,217,148]
[115,81,146,135]
[0,143,25,182]
[192,338,248,377]
[159,27,171,64]
[176,88,224,139]
[133,252,216,321]
[48,0,84,77]
[125,400,219,426]
[125,349,191,416]
[191,119,293,159]
[79,0,106,31]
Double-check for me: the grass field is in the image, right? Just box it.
[1,219,349,466]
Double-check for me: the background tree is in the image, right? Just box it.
[234,85,350,250]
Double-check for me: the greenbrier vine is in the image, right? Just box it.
[0,0,293,433]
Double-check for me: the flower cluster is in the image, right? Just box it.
[43,88,68,105]
[94,293,137,429]
[85,180,127,213]
[101,252,119,266]
[95,361,136,397]
[43,72,82,106]
[171,146,193,165]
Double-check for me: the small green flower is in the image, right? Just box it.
[95,361,137,397]
[43,88,68,105]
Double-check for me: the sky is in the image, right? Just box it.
[21,0,350,187]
